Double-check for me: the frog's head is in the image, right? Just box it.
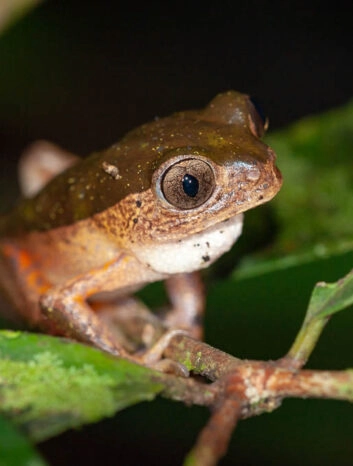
[147,91,282,234]
[111,91,282,273]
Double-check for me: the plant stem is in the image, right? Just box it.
[285,315,330,369]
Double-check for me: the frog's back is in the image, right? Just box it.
[1,90,280,237]
[0,139,157,236]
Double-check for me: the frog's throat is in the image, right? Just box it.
[131,213,244,275]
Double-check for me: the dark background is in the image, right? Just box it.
[0,2,352,465]
[0,2,352,173]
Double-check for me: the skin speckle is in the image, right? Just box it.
[202,255,210,262]
[136,200,142,208]
[133,218,138,224]
[102,161,122,180]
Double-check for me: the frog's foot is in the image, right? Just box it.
[150,358,190,377]
[93,300,190,376]
[133,329,190,376]
[138,329,187,364]
[94,297,165,353]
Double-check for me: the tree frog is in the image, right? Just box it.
[0,91,282,362]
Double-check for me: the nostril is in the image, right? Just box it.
[245,166,261,182]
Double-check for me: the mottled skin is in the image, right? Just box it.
[0,91,282,362]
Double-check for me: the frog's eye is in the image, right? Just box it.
[249,96,269,137]
[160,158,215,210]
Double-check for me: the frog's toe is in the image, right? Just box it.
[139,328,189,365]
[149,358,189,377]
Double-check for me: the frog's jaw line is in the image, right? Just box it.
[131,213,244,275]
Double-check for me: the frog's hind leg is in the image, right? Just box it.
[18,141,80,198]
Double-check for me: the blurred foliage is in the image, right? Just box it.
[0,331,164,442]
[0,415,47,466]
[0,0,42,36]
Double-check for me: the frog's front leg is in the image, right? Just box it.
[164,271,205,340]
[40,260,189,372]
[39,256,147,359]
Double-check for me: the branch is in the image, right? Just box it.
[161,334,353,466]
[267,367,353,401]
[163,333,242,380]
[184,397,242,466]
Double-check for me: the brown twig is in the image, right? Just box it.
[160,333,353,466]
[266,367,353,401]
[184,397,242,466]
[163,333,242,380]
[158,371,217,407]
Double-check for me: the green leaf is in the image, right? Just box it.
[0,331,164,442]
[306,268,353,320]
[233,100,353,279]
[0,415,47,466]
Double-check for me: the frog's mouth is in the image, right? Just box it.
[132,213,244,275]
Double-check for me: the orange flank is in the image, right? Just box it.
[1,243,50,295]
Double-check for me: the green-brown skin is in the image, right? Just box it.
[0,91,282,363]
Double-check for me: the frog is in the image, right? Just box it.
[0,91,282,364]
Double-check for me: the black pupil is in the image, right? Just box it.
[182,174,199,198]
